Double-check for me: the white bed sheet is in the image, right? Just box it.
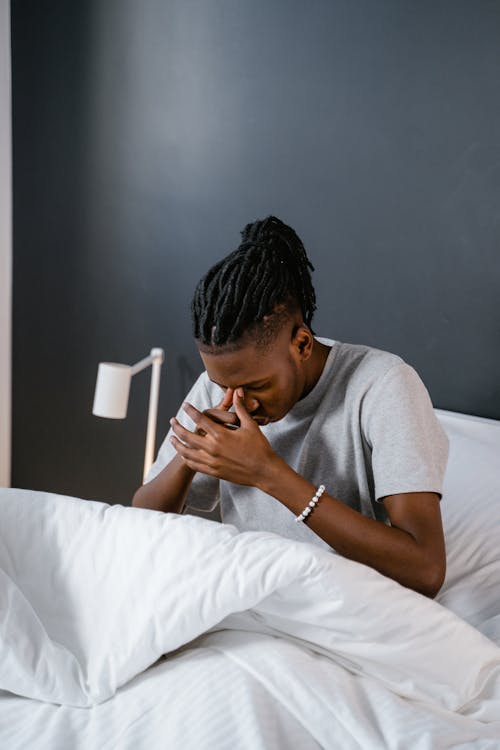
[1,407,499,749]
[1,631,499,750]
[0,642,321,750]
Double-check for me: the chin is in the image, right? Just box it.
[265,411,287,425]
[254,406,289,425]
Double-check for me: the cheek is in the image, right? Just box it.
[279,373,302,411]
[265,388,291,414]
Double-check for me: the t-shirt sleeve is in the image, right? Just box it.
[144,373,221,512]
[362,362,449,502]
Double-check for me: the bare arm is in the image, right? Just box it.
[131,453,195,513]
[132,388,235,513]
[259,461,446,598]
[170,389,446,597]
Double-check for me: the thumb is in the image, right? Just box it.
[233,388,254,426]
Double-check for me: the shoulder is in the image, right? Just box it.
[324,339,406,391]
[319,339,435,418]
[333,342,434,415]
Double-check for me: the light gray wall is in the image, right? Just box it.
[12,1,500,504]
[0,0,12,487]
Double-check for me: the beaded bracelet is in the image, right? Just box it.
[294,484,326,523]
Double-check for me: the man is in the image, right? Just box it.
[133,216,449,597]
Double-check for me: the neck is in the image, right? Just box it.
[301,338,331,399]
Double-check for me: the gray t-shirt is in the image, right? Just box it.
[146,339,449,552]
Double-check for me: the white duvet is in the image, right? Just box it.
[1,486,500,747]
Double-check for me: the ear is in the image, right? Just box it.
[291,324,314,361]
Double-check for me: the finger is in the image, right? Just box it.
[214,388,233,411]
[170,418,207,449]
[170,434,205,462]
[233,388,255,427]
[203,408,240,428]
[182,402,220,436]
[170,435,220,475]
[219,388,234,410]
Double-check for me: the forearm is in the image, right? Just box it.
[167,397,444,596]
[132,454,196,513]
[258,459,444,597]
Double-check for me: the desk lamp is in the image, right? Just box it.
[92,348,165,482]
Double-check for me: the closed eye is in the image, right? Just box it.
[246,383,270,393]
[212,380,270,392]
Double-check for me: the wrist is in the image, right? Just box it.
[256,453,296,496]
[256,456,320,518]
[172,452,196,479]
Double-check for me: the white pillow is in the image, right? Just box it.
[435,409,500,638]
[0,491,241,706]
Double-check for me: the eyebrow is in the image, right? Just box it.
[210,378,270,389]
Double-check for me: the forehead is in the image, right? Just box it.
[200,344,286,389]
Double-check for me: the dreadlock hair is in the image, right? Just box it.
[191,216,317,351]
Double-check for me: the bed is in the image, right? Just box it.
[0,408,499,749]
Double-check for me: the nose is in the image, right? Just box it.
[242,394,260,414]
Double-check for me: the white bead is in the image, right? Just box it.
[294,485,326,523]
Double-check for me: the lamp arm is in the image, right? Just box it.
[130,350,162,376]
[142,348,164,482]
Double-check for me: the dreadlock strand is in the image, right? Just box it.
[231,258,275,338]
[191,216,317,347]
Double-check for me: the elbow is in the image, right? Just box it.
[131,485,146,508]
[418,559,446,599]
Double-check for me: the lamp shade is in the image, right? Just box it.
[92,363,132,419]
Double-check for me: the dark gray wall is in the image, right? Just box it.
[12,1,500,504]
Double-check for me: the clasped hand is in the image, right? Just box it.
[169,388,277,486]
